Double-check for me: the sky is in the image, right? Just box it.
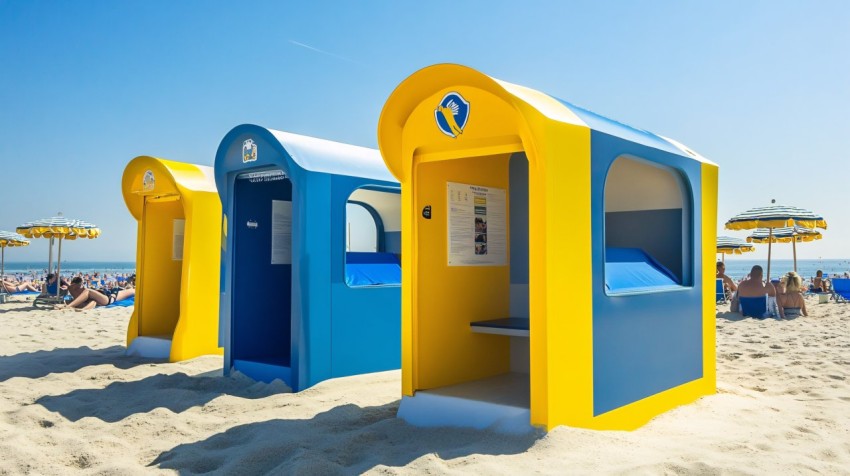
[1,0,848,263]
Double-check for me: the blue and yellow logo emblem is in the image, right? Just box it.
[435,92,469,138]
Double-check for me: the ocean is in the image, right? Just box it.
[720,259,850,280]
[2,261,136,277]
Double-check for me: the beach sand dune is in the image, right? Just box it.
[1,298,847,475]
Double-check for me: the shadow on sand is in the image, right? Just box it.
[36,371,288,423]
[716,311,800,322]
[150,402,541,474]
[0,345,149,382]
[0,301,55,314]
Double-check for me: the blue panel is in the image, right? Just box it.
[292,172,333,390]
[330,283,401,378]
[590,131,703,415]
[232,173,293,371]
[345,252,401,286]
[384,231,401,254]
[233,359,292,385]
[509,152,529,285]
[605,247,679,293]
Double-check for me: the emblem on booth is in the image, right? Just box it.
[242,139,257,163]
[142,170,155,192]
[435,92,469,138]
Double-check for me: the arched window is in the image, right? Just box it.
[346,202,378,252]
[344,187,402,287]
[604,156,691,294]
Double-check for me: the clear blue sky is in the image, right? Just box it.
[1,0,848,262]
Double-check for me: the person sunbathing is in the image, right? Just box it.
[1,279,40,293]
[56,277,135,311]
[777,272,807,318]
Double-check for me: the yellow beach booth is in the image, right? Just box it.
[377,64,718,432]
[122,156,223,361]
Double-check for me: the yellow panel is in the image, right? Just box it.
[700,163,719,392]
[530,120,594,430]
[170,191,223,361]
[413,154,512,390]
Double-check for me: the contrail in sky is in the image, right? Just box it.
[288,40,360,65]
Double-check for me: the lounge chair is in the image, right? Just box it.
[32,278,68,309]
[831,278,850,303]
[716,278,728,304]
[739,295,770,319]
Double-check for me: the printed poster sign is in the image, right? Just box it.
[447,182,507,266]
[271,200,292,265]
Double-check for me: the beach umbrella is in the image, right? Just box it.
[16,215,101,297]
[747,226,822,273]
[0,231,30,281]
[716,236,755,262]
[725,200,827,280]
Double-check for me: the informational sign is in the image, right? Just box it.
[271,200,292,265]
[172,219,185,261]
[238,169,286,183]
[447,182,507,266]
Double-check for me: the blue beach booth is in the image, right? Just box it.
[215,124,402,391]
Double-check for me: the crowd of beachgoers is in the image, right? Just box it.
[2,270,136,293]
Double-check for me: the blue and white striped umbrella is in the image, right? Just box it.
[726,203,827,231]
[724,200,826,279]
[0,230,30,281]
[17,216,101,240]
[16,215,101,297]
[717,236,755,255]
[0,230,29,247]
[747,226,823,273]
[746,227,821,244]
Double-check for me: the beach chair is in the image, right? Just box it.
[716,278,728,304]
[739,295,770,319]
[32,278,68,309]
[831,278,850,303]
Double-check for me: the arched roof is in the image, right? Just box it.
[378,64,714,181]
[216,124,396,183]
[122,156,217,220]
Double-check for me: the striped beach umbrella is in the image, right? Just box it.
[726,204,827,231]
[747,226,822,272]
[716,236,755,262]
[0,231,29,281]
[17,215,101,298]
[725,200,827,279]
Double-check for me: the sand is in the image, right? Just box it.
[0,296,848,475]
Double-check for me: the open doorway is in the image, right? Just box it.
[231,169,293,378]
[410,150,530,419]
[137,196,183,343]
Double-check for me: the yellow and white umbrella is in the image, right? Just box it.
[16,216,101,297]
[747,226,822,273]
[0,231,30,281]
[716,236,755,262]
[725,200,826,280]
